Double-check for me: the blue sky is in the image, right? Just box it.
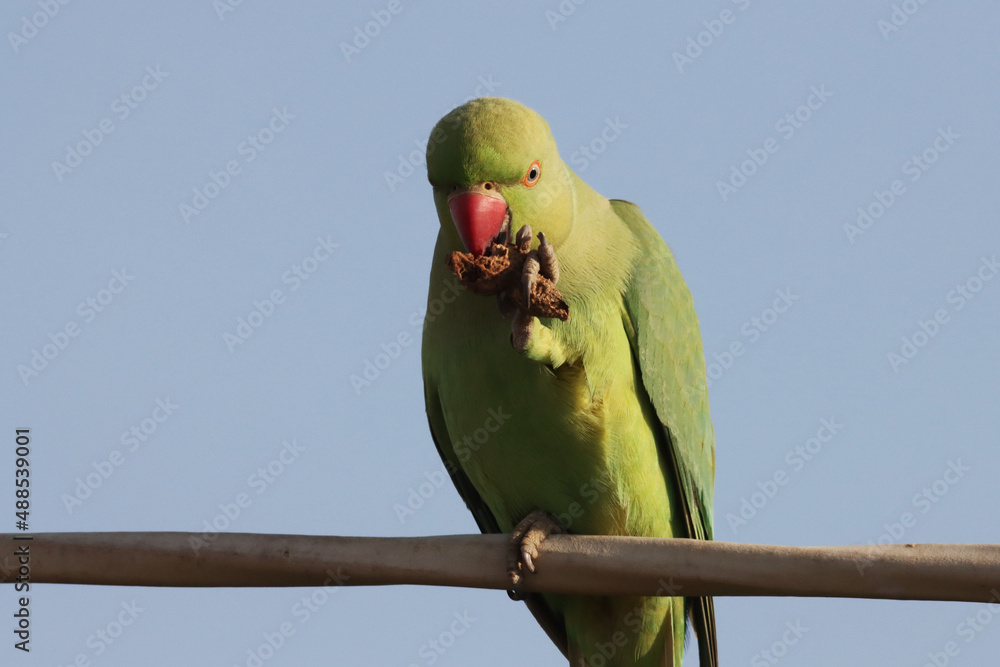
[2,1,999,665]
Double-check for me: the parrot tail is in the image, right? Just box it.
[691,596,718,667]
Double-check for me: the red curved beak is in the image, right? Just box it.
[448,192,507,256]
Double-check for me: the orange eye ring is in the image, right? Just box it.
[522,160,541,187]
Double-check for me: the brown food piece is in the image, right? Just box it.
[447,241,569,322]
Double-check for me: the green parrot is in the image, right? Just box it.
[421,97,717,667]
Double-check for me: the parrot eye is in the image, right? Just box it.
[522,161,541,187]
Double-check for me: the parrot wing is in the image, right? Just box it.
[612,199,718,667]
[423,382,569,658]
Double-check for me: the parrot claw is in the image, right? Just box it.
[537,232,559,284]
[506,510,565,600]
[510,310,533,352]
[486,209,513,255]
[515,224,533,253]
[508,229,564,354]
[522,252,540,310]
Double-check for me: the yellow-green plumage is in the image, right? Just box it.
[422,98,716,667]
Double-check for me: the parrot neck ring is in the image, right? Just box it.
[447,183,511,256]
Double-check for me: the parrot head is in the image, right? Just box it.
[426,97,574,256]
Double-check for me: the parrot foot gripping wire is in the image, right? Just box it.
[507,510,565,601]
